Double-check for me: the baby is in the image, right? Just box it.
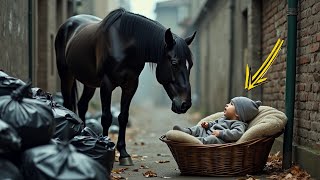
[173,96,262,144]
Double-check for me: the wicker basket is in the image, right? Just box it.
[160,132,281,176]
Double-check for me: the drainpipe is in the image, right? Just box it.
[28,0,33,82]
[228,0,235,100]
[283,0,298,170]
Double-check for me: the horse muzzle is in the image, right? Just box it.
[171,98,191,114]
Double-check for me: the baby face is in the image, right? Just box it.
[224,101,238,120]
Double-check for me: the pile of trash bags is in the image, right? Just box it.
[0,71,115,180]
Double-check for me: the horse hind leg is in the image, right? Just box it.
[60,74,77,112]
[55,46,77,112]
[78,85,96,124]
[55,22,78,112]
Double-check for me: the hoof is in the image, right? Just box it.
[119,157,134,166]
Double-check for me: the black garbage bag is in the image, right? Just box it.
[51,104,84,141]
[21,143,109,180]
[0,83,55,150]
[0,70,31,97]
[70,126,115,175]
[0,119,21,153]
[0,157,23,180]
[32,87,84,141]
[85,118,103,136]
[31,87,48,98]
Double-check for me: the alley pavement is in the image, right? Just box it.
[110,102,260,180]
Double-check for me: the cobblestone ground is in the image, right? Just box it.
[110,103,228,180]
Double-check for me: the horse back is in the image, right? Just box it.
[55,15,104,87]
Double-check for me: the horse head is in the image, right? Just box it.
[156,28,196,114]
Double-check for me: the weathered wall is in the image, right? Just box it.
[0,0,71,93]
[0,1,29,81]
[262,0,320,176]
[262,0,320,150]
[197,0,231,114]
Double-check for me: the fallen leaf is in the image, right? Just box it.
[266,174,280,179]
[143,170,157,178]
[245,175,259,180]
[111,174,127,180]
[112,168,129,174]
[140,165,149,169]
[157,153,170,157]
[155,160,170,163]
[290,165,301,175]
[131,154,141,158]
[264,152,312,180]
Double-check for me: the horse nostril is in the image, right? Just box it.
[181,102,188,111]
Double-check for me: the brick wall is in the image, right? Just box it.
[262,0,320,149]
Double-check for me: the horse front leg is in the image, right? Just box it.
[100,75,115,136]
[117,79,138,166]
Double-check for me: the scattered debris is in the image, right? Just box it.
[134,142,145,146]
[140,165,149,169]
[155,160,170,163]
[111,174,127,180]
[112,168,129,174]
[143,170,157,178]
[157,153,170,157]
[237,175,260,180]
[264,152,312,179]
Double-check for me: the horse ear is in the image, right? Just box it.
[165,28,175,49]
[185,31,197,45]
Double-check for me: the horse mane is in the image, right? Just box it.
[99,8,193,69]
[100,8,165,63]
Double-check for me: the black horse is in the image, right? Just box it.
[55,8,196,165]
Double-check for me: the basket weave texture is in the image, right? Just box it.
[160,133,280,176]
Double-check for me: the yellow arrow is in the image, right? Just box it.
[245,39,284,91]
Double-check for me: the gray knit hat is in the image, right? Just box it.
[231,96,262,122]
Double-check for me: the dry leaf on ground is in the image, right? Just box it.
[111,174,127,180]
[143,170,157,178]
[155,160,170,163]
[112,168,129,174]
[140,165,149,169]
[264,152,312,180]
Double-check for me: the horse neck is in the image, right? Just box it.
[118,13,166,64]
[138,31,166,64]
